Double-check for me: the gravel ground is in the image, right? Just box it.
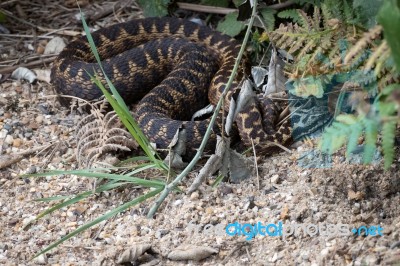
[1,1,400,265]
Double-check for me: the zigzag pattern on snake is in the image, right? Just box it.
[51,17,292,159]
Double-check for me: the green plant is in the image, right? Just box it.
[269,0,377,78]
[318,0,400,168]
[264,0,398,168]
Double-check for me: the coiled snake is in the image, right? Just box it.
[51,17,292,158]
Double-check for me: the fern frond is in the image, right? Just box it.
[382,120,396,168]
[344,25,383,65]
[345,121,363,156]
[75,105,138,167]
[312,6,321,31]
[365,40,389,71]
[347,50,370,70]
[297,9,313,30]
[320,0,341,25]
[342,0,354,24]
[374,49,393,78]
[278,9,303,24]
[320,35,332,51]
[362,118,378,163]
[292,0,322,6]
[299,39,317,58]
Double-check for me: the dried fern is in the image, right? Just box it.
[75,101,138,168]
[269,1,363,78]
[344,25,400,89]
[269,0,398,91]
[268,0,399,168]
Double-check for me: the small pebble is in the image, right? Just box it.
[13,138,22,147]
[156,229,169,239]
[35,115,44,124]
[3,123,12,131]
[271,174,281,184]
[173,200,183,206]
[38,104,50,115]
[35,254,47,265]
[28,122,40,129]
[25,166,37,175]
[21,117,30,125]
[220,185,233,195]
[0,129,7,138]
[5,134,13,144]
[190,191,199,200]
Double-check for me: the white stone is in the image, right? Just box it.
[5,134,13,144]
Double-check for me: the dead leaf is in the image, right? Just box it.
[280,205,289,220]
[167,245,218,261]
[251,66,268,88]
[33,69,51,83]
[11,67,37,83]
[348,189,365,200]
[116,243,152,264]
[44,36,66,55]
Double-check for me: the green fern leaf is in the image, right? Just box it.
[379,83,400,97]
[382,120,396,169]
[297,9,313,31]
[312,6,321,31]
[321,121,349,153]
[346,122,363,156]
[342,0,354,24]
[259,8,276,31]
[137,0,170,17]
[378,101,396,117]
[278,9,303,25]
[292,0,322,6]
[320,35,332,51]
[362,118,378,163]
[353,0,384,28]
[336,114,358,125]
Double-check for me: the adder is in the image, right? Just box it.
[51,17,292,159]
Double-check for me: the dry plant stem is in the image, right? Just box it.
[0,33,54,39]
[0,144,52,170]
[83,0,135,22]
[177,2,236,15]
[0,0,19,7]
[1,53,57,65]
[147,0,259,218]
[0,8,38,29]
[250,138,260,191]
[0,56,56,74]
[37,27,81,37]
[177,1,294,15]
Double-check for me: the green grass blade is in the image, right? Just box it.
[23,169,165,188]
[79,9,168,172]
[33,182,129,220]
[32,187,163,259]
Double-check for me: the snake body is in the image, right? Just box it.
[51,17,291,158]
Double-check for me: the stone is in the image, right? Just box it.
[13,138,22,147]
[5,134,13,145]
[35,115,44,124]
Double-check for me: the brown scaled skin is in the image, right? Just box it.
[51,17,291,159]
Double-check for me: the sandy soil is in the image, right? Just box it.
[0,1,399,265]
